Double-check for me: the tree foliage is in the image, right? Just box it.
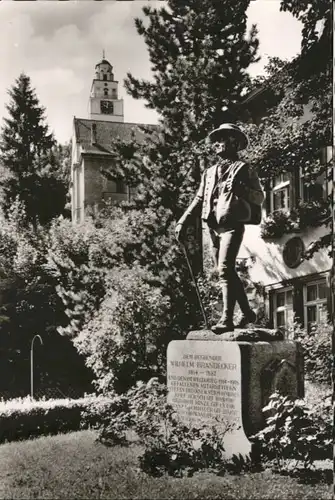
[113,0,260,216]
[0,203,91,395]
[46,208,204,393]
[240,0,332,257]
[280,0,330,53]
[52,0,261,393]
[0,73,78,396]
[125,0,259,143]
[0,73,69,226]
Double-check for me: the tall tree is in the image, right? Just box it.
[0,73,68,226]
[125,0,259,143]
[105,0,260,253]
[52,0,262,392]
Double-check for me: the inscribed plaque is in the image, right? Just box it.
[167,340,251,458]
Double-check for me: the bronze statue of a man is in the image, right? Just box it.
[175,123,265,333]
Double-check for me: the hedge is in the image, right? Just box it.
[0,395,112,444]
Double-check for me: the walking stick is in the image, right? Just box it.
[177,239,209,330]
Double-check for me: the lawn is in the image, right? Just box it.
[0,430,331,500]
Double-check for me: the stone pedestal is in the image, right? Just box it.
[238,340,304,435]
[167,328,304,458]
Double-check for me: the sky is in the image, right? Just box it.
[0,0,303,145]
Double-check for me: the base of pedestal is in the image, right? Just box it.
[239,339,304,435]
[167,334,304,442]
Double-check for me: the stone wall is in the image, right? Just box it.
[83,156,116,206]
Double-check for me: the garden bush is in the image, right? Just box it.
[0,395,111,443]
[252,392,332,470]
[298,322,332,386]
[46,210,203,395]
[87,378,254,477]
[81,392,131,446]
[73,266,172,394]
[128,378,233,477]
[288,320,332,386]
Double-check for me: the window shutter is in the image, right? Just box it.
[268,289,274,328]
[326,269,333,323]
[264,179,272,214]
[291,169,300,209]
[293,282,304,327]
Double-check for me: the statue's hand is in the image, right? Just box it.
[175,222,187,244]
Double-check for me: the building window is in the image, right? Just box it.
[320,145,333,165]
[116,180,127,194]
[273,287,294,329]
[103,74,107,81]
[303,280,328,332]
[102,192,115,202]
[102,189,130,204]
[271,173,290,212]
[299,147,330,202]
[73,164,83,223]
[300,167,325,202]
[105,179,128,195]
[301,180,324,202]
[104,88,108,96]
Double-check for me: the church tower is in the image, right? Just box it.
[89,52,124,122]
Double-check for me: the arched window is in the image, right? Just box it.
[104,88,108,96]
[103,74,107,81]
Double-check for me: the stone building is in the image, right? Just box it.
[71,56,157,223]
[238,82,332,334]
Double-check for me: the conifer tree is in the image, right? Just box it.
[125,0,259,144]
[105,0,260,270]
[0,73,68,226]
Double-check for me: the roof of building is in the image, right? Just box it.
[73,117,159,155]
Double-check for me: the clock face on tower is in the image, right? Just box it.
[100,100,114,115]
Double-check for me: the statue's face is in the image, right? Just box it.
[212,135,239,157]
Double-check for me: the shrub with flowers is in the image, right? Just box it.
[260,210,299,240]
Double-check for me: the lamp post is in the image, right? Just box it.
[30,335,43,399]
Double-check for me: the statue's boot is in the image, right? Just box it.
[211,320,234,334]
[236,310,257,328]
[212,281,235,334]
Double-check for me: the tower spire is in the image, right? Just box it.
[102,48,105,59]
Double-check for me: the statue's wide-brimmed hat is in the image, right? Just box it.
[208,123,249,150]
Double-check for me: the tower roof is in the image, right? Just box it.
[95,59,112,68]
